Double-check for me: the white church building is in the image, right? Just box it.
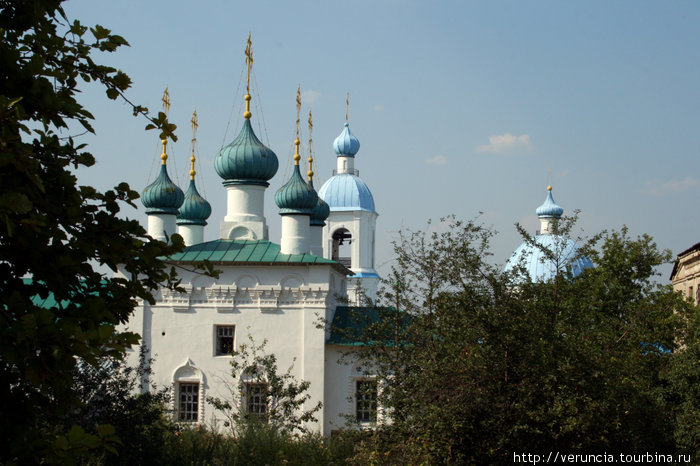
[127,57,380,435]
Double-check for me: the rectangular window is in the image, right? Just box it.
[689,286,694,300]
[178,382,199,422]
[356,380,377,423]
[245,382,268,416]
[216,325,235,355]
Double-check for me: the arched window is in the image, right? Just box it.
[172,359,205,423]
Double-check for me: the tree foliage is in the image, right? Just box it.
[0,0,190,462]
[207,333,323,436]
[347,217,696,464]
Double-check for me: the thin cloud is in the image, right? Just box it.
[301,89,321,105]
[476,133,532,154]
[645,177,699,195]
[371,104,384,112]
[425,155,447,165]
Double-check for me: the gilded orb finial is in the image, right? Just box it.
[160,139,168,165]
[547,185,552,191]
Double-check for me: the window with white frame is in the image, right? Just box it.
[355,379,378,423]
[215,325,235,355]
[244,382,268,417]
[178,382,199,422]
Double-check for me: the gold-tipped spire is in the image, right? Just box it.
[160,87,171,165]
[547,185,552,191]
[345,92,349,123]
[307,109,314,181]
[293,86,301,165]
[244,33,253,119]
[189,109,199,180]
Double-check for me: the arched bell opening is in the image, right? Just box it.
[331,228,352,269]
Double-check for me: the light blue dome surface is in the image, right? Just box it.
[214,119,279,186]
[142,165,184,215]
[177,179,212,226]
[318,173,376,213]
[536,190,564,218]
[309,180,330,226]
[333,123,360,157]
[504,235,593,282]
[275,165,318,215]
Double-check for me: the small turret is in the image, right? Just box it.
[177,110,211,246]
[276,88,317,255]
[142,138,184,242]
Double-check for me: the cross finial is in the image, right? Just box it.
[308,109,314,181]
[346,92,349,123]
[190,109,198,180]
[162,86,171,115]
[245,33,253,94]
[294,86,301,165]
[243,34,253,119]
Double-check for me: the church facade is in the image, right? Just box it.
[125,72,379,435]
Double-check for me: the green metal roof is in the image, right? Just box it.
[166,239,348,272]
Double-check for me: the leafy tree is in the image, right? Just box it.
[345,217,691,464]
[207,333,323,436]
[0,0,197,462]
[61,349,175,465]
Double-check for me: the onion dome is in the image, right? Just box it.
[309,180,330,226]
[275,163,318,215]
[319,174,375,212]
[142,164,184,215]
[333,123,360,157]
[536,186,564,218]
[504,235,593,282]
[177,180,211,226]
[214,119,279,186]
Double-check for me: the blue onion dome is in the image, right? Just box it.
[177,179,212,226]
[333,123,360,157]
[318,174,376,213]
[142,164,184,215]
[536,186,564,218]
[214,119,279,186]
[504,235,593,282]
[275,164,318,215]
[309,180,330,226]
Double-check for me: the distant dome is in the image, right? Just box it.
[214,119,279,186]
[318,173,376,212]
[309,180,330,226]
[536,188,564,218]
[177,179,211,226]
[504,235,593,282]
[275,165,318,215]
[142,165,184,215]
[333,123,360,157]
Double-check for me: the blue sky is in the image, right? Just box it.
[64,0,700,279]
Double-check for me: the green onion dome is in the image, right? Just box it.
[309,179,330,226]
[275,164,318,215]
[142,164,184,215]
[177,179,212,226]
[214,119,279,186]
